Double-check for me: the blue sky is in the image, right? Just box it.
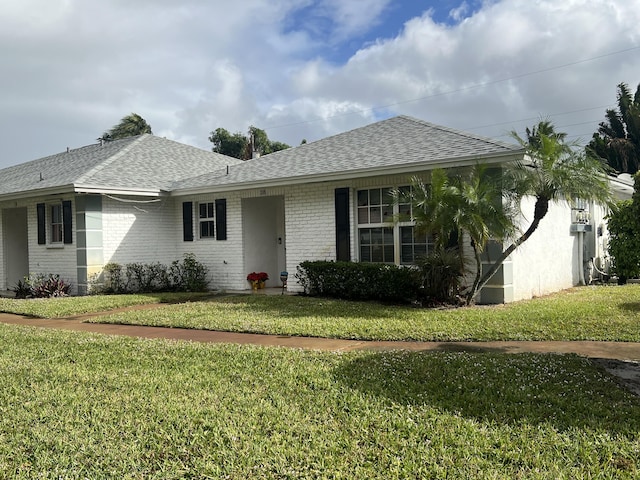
[284,1,483,63]
[0,0,639,167]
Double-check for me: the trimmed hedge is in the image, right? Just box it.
[295,261,420,303]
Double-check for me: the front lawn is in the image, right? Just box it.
[0,324,638,478]
[85,284,640,342]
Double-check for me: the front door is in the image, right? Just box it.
[242,196,285,288]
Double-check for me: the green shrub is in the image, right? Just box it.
[97,254,209,294]
[608,199,640,284]
[416,248,464,305]
[296,261,420,303]
[169,253,209,292]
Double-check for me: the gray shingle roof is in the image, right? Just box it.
[0,116,523,199]
[0,134,241,197]
[173,115,524,192]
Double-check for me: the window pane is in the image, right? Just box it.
[401,226,413,243]
[369,188,381,206]
[360,246,371,262]
[51,225,63,243]
[383,227,394,244]
[357,190,369,206]
[398,203,411,217]
[370,207,381,224]
[382,187,392,203]
[199,204,207,218]
[383,245,394,262]
[207,203,214,218]
[200,221,214,238]
[382,205,393,221]
[371,245,383,262]
[371,228,382,245]
[359,229,371,245]
[401,245,413,264]
[358,207,369,225]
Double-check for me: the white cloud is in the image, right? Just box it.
[0,0,639,167]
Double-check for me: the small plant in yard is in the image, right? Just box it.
[246,272,269,282]
[12,273,71,298]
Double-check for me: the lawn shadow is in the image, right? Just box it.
[333,350,640,435]
[619,302,640,312]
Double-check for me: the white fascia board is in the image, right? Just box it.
[171,151,523,197]
[0,184,75,203]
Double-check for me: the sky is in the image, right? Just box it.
[1,0,639,168]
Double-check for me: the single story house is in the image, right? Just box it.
[0,116,632,302]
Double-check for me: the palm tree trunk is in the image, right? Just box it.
[468,196,549,302]
[466,241,483,305]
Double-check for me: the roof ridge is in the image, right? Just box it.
[74,135,147,185]
[397,115,520,150]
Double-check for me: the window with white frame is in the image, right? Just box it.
[50,203,63,243]
[357,186,433,265]
[199,202,215,238]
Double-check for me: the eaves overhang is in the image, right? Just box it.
[0,184,76,203]
[170,150,524,197]
[0,184,168,203]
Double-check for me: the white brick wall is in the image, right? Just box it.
[102,195,177,266]
[24,197,78,293]
[175,192,245,290]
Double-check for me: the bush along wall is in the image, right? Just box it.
[97,253,209,294]
[295,261,421,304]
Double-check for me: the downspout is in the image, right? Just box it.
[578,231,586,286]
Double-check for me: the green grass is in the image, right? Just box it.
[0,292,213,319]
[77,284,640,342]
[0,324,638,478]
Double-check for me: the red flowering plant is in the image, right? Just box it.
[246,272,269,282]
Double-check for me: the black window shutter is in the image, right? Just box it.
[62,200,72,244]
[37,203,46,245]
[182,202,194,241]
[335,188,351,261]
[215,199,227,240]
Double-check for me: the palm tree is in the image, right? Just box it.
[400,165,516,304]
[475,122,613,297]
[588,82,640,174]
[100,113,152,141]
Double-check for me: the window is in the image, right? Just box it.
[37,200,72,246]
[50,204,63,243]
[199,202,215,238]
[357,186,432,265]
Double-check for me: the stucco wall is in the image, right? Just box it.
[510,197,579,301]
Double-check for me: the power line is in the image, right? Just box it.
[264,45,639,133]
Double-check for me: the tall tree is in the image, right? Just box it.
[209,128,248,159]
[208,126,290,160]
[475,122,613,298]
[100,113,152,141]
[588,82,640,174]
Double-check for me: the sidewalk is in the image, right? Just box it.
[1,311,640,361]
